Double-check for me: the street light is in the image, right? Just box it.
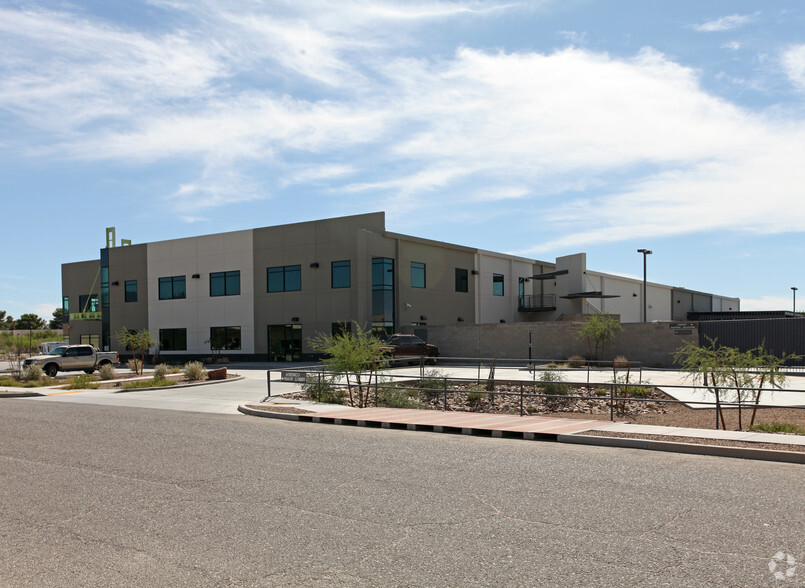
[792,287,798,314]
[637,249,652,322]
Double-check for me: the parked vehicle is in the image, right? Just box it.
[23,345,119,377]
[380,334,439,365]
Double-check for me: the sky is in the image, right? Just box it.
[1,0,804,321]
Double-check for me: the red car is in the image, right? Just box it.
[381,334,439,364]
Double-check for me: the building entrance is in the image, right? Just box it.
[268,324,302,362]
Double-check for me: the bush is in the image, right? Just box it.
[567,355,585,368]
[153,363,169,379]
[20,365,44,382]
[302,373,346,404]
[127,358,142,373]
[467,391,488,406]
[98,363,117,380]
[624,385,652,398]
[749,422,805,435]
[612,355,629,369]
[183,361,206,381]
[377,385,420,409]
[63,374,99,390]
[539,371,569,396]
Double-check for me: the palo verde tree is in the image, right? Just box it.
[308,322,389,408]
[674,337,800,430]
[576,312,623,361]
[115,328,157,375]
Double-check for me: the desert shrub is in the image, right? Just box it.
[467,391,488,406]
[539,371,569,396]
[20,365,44,382]
[98,363,117,380]
[127,358,142,373]
[612,355,629,369]
[407,368,446,399]
[567,355,585,368]
[153,363,169,379]
[749,422,805,435]
[64,374,99,390]
[302,373,346,404]
[377,386,420,409]
[183,361,206,381]
[624,385,652,398]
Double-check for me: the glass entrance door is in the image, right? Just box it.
[268,324,302,362]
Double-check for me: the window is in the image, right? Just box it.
[62,296,69,324]
[159,328,187,351]
[331,260,351,288]
[267,265,301,293]
[79,334,100,347]
[78,294,99,312]
[493,274,504,296]
[210,326,241,350]
[411,262,426,288]
[210,271,240,297]
[125,280,138,302]
[372,257,395,335]
[159,276,186,300]
[455,268,468,293]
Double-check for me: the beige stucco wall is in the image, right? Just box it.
[147,230,255,355]
[108,243,149,340]
[62,259,102,345]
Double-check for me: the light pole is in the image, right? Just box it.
[792,287,798,314]
[637,249,652,322]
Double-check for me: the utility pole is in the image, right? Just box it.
[637,249,652,322]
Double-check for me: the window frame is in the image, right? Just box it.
[411,261,426,289]
[267,265,301,293]
[124,280,138,303]
[331,260,351,289]
[159,328,187,351]
[159,276,186,300]
[455,268,468,293]
[493,274,505,296]
[210,270,241,297]
[209,326,242,350]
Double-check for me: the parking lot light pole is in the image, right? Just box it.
[793,287,798,314]
[637,249,652,322]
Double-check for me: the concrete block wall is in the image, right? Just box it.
[428,321,698,367]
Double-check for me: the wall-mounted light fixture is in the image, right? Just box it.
[471,269,479,275]
[192,274,200,279]
[420,315,427,321]
[632,293,637,297]
[457,317,464,322]
[310,262,319,268]
[111,281,119,286]
[291,317,299,322]
[500,319,506,323]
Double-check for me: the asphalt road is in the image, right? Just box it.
[1,399,803,587]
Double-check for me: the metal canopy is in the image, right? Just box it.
[530,269,569,280]
[560,291,621,299]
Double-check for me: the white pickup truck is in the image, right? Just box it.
[23,344,119,377]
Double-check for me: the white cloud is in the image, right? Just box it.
[740,295,795,312]
[722,41,741,51]
[782,44,805,91]
[693,13,758,33]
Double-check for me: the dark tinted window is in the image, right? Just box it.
[210,271,240,296]
[455,268,468,293]
[332,260,351,288]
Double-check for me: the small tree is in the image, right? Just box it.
[49,308,64,330]
[115,328,157,375]
[15,313,46,330]
[577,312,623,361]
[674,337,799,430]
[308,322,389,408]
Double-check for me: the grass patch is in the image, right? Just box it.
[749,422,805,435]
[0,375,56,388]
[121,377,177,389]
[62,374,99,390]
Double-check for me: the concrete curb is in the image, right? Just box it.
[559,434,805,465]
[1,375,244,397]
[0,391,45,398]
[240,404,805,463]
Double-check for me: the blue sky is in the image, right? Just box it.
[2,0,804,321]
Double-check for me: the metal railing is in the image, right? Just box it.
[518,294,556,311]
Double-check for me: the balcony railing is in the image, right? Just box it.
[518,294,556,312]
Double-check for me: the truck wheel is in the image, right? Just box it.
[44,364,58,378]
[84,368,95,374]
[99,360,110,367]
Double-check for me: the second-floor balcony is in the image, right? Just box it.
[518,294,556,312]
